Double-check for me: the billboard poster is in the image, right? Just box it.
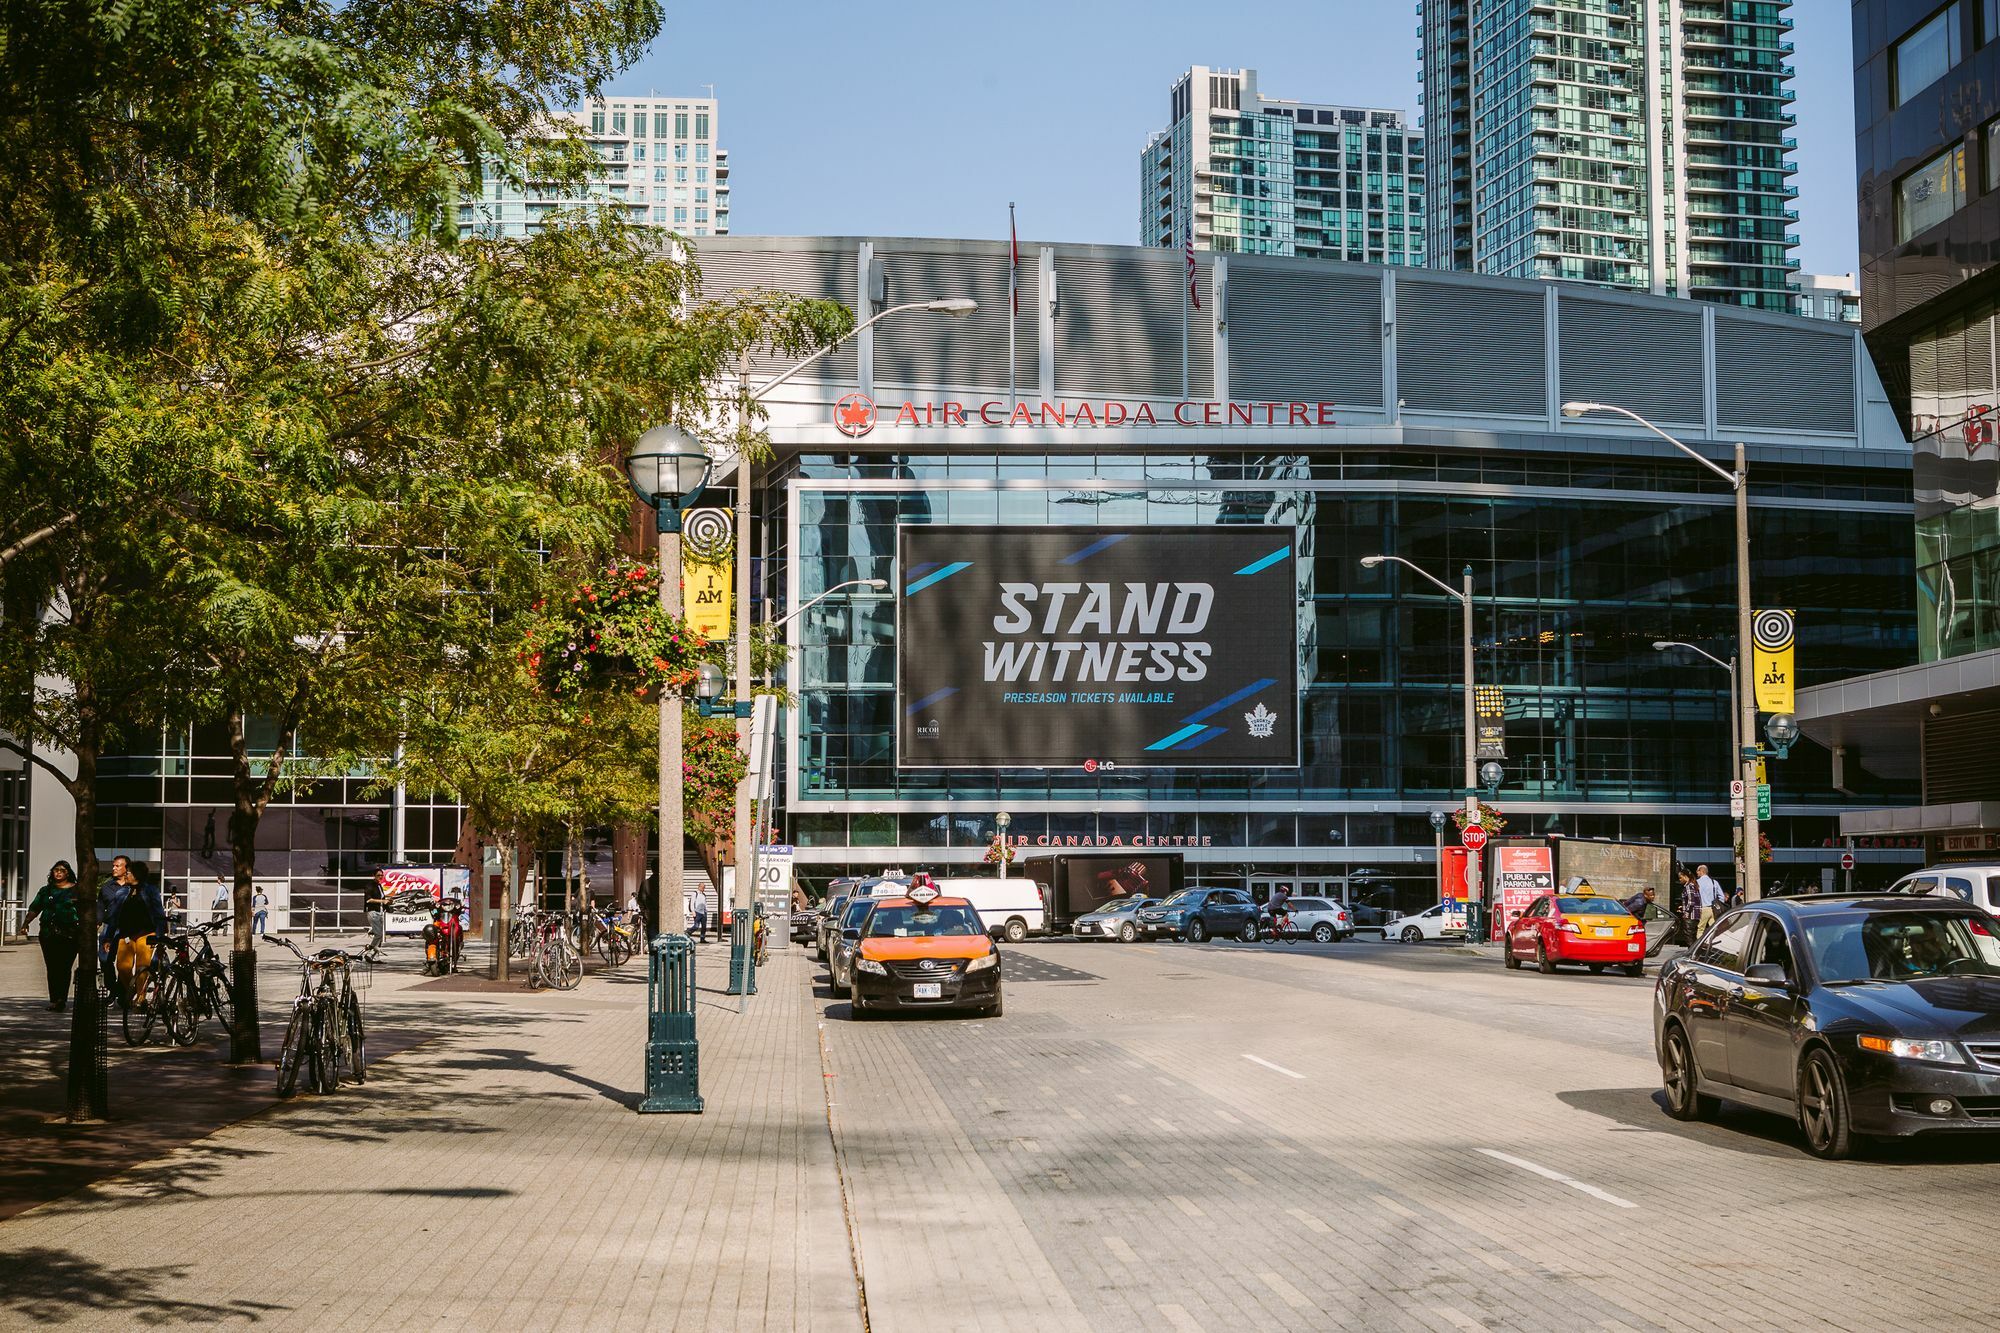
[897,525,1300,768]
[1753,608,1795,713]
[1492,845,1555,939]
[376,864,471,935]
[682,508,735,642]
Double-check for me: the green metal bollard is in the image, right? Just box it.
[639,934,703,1114]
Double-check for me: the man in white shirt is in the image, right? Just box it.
[1694,865,1723,933]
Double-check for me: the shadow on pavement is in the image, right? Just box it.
[1560,1086,2000,1165]
[0,1245,292,1325]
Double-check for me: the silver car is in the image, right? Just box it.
[827,896,879,990]
[1073,896,1161,942]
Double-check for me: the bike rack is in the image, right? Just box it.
[640,933,702,1114]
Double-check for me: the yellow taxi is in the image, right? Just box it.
[848,877,1004,1019]
[1503,880,1646,977]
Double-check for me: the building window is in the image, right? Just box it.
[612,109,626,134]
[674,112,688,138]
[1895,5,1962,107]
[1988,118,2000,190]
[1985,0,2000,44]
[590,108,605,134]
[1898,142,1967,240]
[654,111,671,137]
[674,206,687,224]
[695,112,709,139]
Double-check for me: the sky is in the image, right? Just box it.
[630,0,1859,279]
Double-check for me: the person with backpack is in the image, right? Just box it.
[24,860,82,1011]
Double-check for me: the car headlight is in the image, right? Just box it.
[855,958,887,976]
[1859,1035,1963,1064]
[965,951,997,973]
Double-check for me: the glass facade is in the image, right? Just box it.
[767,449,1917,900]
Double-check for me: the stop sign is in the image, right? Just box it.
[1461,824,1489,852]
[1840,852,1855,870]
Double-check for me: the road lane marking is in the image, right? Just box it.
[1242,1054,1305,1079]
[1168,1194,1205,1217]
[1156,1304,1203,1333]
[1213,1109,1242,1125]
[1106,1236,1140,1264]
[1433,1306,1487,1331]
[1286,1207,1331,1234]
[1150,1116,1179,1134]
[1472,1251,1512,1273]
[1477,1148,1638,1210]
[1258,1271,1314,1310]
[1117,1094,1137,1106]
[1115,1150,1144,1171]
[1225,1167,1257,1186]
[1373,1194,1421,1221]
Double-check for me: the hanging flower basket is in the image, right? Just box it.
[1452,803,1509,835]
[1735,830,1775,864]
[522,559,704,702]
[984,837,1015,866]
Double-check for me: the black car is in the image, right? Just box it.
[1655,895,2000,1159]
[790,906,820,944]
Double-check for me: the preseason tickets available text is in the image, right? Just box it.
[981,581,1216,685]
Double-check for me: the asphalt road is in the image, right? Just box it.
[814,934,2000,1333]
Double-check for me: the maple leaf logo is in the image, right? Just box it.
[1243,702,1278,739]
[834,392,876,438]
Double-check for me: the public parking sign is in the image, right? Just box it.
[1461,824,1489,852]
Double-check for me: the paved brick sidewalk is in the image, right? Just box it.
[0,941,861,1332]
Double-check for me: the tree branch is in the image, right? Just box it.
[0,513,80,566]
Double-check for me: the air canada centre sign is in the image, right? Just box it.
[833,394,1337,437]
[897,526,1300,769]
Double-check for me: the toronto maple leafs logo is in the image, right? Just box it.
[1244,702,1278,739]
[834,392,876,438]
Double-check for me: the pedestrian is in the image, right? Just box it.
[692,890,709,943]
[98,855,166,1001]
[365,880,387,953]
[1694,863,1723,934]
[23,860,81,1011]
[211,877,230,918]
[252,887,270,936]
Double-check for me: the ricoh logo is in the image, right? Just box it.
[914,718,941,737]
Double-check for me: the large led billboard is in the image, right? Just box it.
[897,526,1300,769]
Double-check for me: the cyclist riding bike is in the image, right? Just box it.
[98,855,166,1003]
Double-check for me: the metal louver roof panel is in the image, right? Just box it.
[1397,277,1546,416]
[872,250,1031,392]
[1054,252,1211,400]
[1229,264,1383,407]
[1925,710,2000,803]
[694,246,857,382]
[1715,315,1855,434]
[1557,292,1703,426]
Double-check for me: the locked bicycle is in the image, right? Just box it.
[266,935,366,1096]
[525,912,582,990]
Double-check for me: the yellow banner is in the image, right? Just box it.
[1753,609,1795,714]
[684,558,732,641]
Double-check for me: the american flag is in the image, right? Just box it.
[1010,203,1019,316]
[1184,221,1201,310]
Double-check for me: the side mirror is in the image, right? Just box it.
[1744,962,1790,987]
[842,927,862,940]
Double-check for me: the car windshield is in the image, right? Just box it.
[1559,897,1632,917]
[864,904,985,938]
[839,899,874,927]
[1159,891,1199,907]
[1096,896,1145,912]
[1802,911,2000,983]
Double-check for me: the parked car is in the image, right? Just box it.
[791,905,820,944]
[1504,890,1645,976]
[1342,897,1398,938]
[827,895,879,991]
[1267,896,1352,943]
[815,894,853,962]
[1655,895,2000,1159]
[1137,888,1259,943]
[1073,895,1160,942]
[1885,865,2000,913]
[930,876,1046,943]
[849,885,1003,1019]
[1388,901,1469,944]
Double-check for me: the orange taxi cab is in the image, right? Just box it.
[1504,882,1646,977]
[848,877,1004,1019]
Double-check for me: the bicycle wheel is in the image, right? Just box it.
[312,1000,342,1094]
[277,1003,310,1097]
[554,938,582,990]
[342,989,366,1084]
[122,969,153,1046]
[204,965,234,1031]
[140,969,170,1045]
[166,971,199,1046]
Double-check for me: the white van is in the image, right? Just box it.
[931,877,1046,943]
[1886,865,2000,912]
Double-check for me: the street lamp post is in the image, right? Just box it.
[995,811,1013,881]
[623,427,715,945]
[720,297,977,1000]
[1654,639,1743,888]
[1567,401,1760,900]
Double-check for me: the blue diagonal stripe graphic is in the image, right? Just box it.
[904,561,972,596]
[1061,534,1129,565]
[1172,726,1229,751]
[1146,723,1207,752]
[1179,678,1279,727]
[905,687,958,716]
[1233,546,1292,576]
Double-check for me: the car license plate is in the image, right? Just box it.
[1591,927,1613,938]
[913,982,941,999]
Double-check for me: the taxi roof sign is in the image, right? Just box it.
[907,874,940,905]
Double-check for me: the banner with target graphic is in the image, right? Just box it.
[681,508,734,642]
[1753,609,1795,713]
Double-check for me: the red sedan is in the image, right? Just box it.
[1504,891,1646,976]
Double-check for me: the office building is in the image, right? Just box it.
[1141,66,1424,265]
[1420,0,1800,310]
[1798,0,2000,862]
[459,93,730,240]
[1789,272,1861,323]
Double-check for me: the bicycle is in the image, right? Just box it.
[122,934,196,1047]
[525,912,582,990]
[266,935,366,1095]
[584,905,637,967]
[611,909,648,961]
[184,916,236,1030]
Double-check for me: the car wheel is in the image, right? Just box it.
[1503,942,1522,970]
[1312,923,1335,943]
[1588,963,1605,975]
[1661,1025,1718,1122]
[1798,1047,1856,1160]
[1622,963,1644,978]
[1535,938,1555,974]
[1004,917,1028,944]
[1186,918,1208,943]
[848,991,871,1022]
[1239,919,1259,943]
[1400,925,1422,944]
[986,991,1004,1019]
[1118,922,1137,943]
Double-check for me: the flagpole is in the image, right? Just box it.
[1181,227,1190,401]
[1008,202,1018,410]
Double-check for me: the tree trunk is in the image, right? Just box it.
[225,705,285,1064]
[64,726,106,1121]
[612,822,645,930]
[496,833,514,984]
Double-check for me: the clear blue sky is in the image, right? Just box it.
[630,1,1858,278]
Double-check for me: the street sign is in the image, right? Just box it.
[1461,824,1488,852]
[1729,780,1746,800]
[1730,798,1746,818]
[1756,783,1772,820]
[1840,852,1855,870]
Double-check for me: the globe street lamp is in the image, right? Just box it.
[994,810,1013,882]
[721,295,978,1001]
[1568,399,1761,899]
[624,424,713,942]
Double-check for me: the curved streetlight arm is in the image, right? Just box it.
[748,300,963,404]
[1368,554,1468,605]
[1653,639,1732,675]
[772,578,887,630]
[1564,401,1739,489]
